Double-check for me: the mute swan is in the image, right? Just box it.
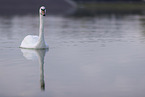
[20,6,48,49]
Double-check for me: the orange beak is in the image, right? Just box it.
[42,11,45,16]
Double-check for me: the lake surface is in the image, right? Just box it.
[0,14,145,97]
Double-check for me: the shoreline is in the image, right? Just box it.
[77,2,145,11]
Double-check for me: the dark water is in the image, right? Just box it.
[0,14,145,97]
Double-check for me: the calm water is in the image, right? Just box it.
[0,14,145,97]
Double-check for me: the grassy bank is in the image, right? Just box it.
[78,2,145,11]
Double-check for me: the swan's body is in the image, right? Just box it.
[20,6,48,49]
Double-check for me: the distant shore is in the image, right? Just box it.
[0,0,76,15]
[70,2,145,17]
[77,2,145,11]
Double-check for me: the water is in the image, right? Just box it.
[0,14,145,97]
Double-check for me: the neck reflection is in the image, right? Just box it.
[20,49,48,91]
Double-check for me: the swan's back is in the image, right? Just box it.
[20,35,39,49]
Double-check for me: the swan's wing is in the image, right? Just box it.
[24,35,39,44]
[20,35,39,48]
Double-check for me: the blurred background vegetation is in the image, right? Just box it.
[0,0,145,16]
[72,0,145,16]
[73,0,143,2]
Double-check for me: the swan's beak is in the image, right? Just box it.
[42,11,46,16]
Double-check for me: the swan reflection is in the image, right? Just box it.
[21,49,48,91]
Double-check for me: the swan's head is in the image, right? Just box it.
[40,6,46,16]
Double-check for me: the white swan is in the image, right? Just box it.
[20,6,48,49]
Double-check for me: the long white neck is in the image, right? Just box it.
[39,15,44,41]
[36,14,48,49]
